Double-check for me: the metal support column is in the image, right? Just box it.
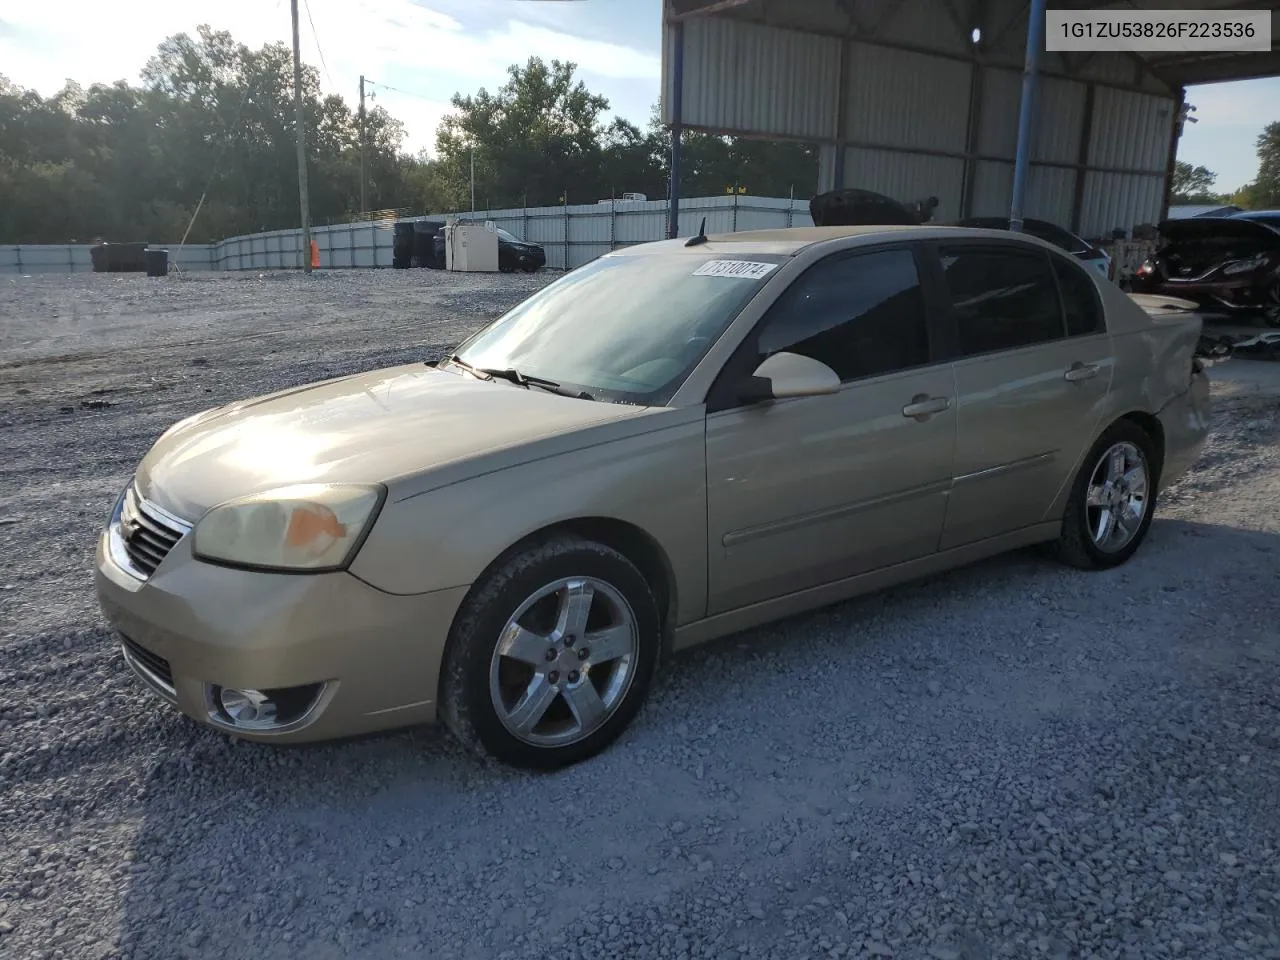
[1159,87,1187,225]
[667,19,685,239]
[1070,83,1096,234]
[1009,0,1047,233]
[832,37,851,190]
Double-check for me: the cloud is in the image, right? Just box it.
[0,0,660,154]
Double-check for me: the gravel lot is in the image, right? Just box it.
[2,271,1279,960]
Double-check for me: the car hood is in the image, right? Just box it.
[1157,217,1280,244]
[135,363,655,521]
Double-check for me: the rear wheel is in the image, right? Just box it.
[1053,421,1159,570]
[439,535,661,769]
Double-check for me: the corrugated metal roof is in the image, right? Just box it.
[675,16,841,140]
[1087,87,1175,174]
[844,45,971,154]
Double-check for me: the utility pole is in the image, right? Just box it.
[358,75,367,215]
[290,0,313,273]
[470,144,476,212]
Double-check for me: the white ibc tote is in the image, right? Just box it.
[444,220,499,272]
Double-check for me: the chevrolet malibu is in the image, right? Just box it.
[96,225,1211,769]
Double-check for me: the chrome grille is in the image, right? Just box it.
[118,486,189,578]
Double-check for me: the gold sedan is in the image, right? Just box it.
[95,225,1211,768]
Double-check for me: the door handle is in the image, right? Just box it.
[902,394,951,419]
[1064,362,1099,382]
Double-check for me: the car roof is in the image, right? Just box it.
[613,224,1059,257]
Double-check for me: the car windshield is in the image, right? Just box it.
[497,228,521,243]
[451,252,785,404]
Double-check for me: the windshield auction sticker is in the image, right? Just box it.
[692,260,780,280]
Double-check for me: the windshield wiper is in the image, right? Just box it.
[445,354,594,400]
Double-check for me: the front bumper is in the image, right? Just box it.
[95,523,469,743]
[1133,275,1263,312]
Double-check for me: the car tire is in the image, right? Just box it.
[439,534,661,769]
[1053,420,1161,571]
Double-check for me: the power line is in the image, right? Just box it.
[365,80,441,103]
[302,0,334,89]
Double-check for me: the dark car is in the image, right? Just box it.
[1131,215,1280,326]
[956,217,1113,280]
[433,227,546,273]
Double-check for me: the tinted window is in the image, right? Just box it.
[1051,256,1104,336]
[940,247,1065,356]
[757,249,929,381]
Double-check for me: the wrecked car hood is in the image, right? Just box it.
[1157,217,1280,244]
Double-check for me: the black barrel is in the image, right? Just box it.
[412,221,442,268]
[145,249,169,277]
[392,222,414,269]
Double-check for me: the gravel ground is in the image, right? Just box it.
[2,271,1279,960]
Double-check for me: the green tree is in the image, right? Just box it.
[435,57,624,209]
[1171,160,1224,203]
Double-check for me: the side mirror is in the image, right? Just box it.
[740,351,841,404]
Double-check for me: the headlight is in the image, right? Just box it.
[192,483,385,571]
[1222,256,1265,276]
[1136,259,1155,277]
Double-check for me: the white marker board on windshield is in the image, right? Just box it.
[691,260,779,281]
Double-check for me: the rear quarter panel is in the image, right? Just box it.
[347,408,709,625]
[1043,280,1203,518]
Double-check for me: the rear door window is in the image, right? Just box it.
[938,246,1066,356]
[1050,255,1105,337]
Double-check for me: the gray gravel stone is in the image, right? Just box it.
[2,273,1279,960]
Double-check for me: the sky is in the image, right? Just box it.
[0,0,1275,193]
[1177,78,1280,194]
[0,0,664,156]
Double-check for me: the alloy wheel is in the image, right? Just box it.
[488,577,639,747]
[1085,441,1149,553]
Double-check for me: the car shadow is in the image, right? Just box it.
[110,516,1280,959]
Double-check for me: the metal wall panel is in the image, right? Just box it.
[0,243,216,274]
[844,45,971,153]
[970,161,1077,226]
[673,16,841,139]
[978,69,1086,163]
[1088,87,1176,173]
[1078,172,1166,238]
[842,148,965,223]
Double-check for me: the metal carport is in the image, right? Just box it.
[661,0,1280,238]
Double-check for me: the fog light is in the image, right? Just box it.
[218,687,278,727]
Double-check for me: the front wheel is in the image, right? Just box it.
[1053,421,1160,570]
[439,535,661,769]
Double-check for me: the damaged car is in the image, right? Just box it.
[95,223,1210,769]
[1132,214,1280,325]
